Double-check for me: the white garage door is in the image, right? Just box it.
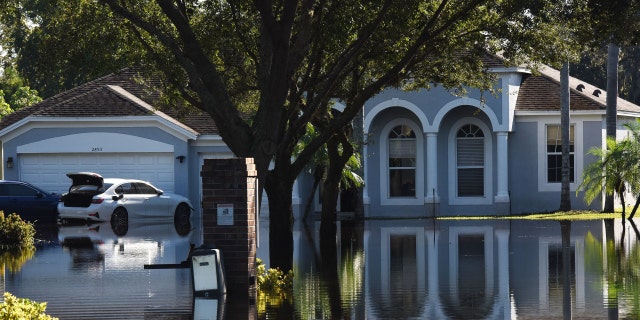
[19,153,175,194]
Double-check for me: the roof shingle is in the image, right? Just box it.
[516,65,640,114]
[0,68,220,135]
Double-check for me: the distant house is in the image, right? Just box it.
[1,62,638,219]
[0,68,234,218]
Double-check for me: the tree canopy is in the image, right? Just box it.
[0,0,148,98]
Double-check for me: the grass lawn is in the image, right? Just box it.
[439,210,624,221]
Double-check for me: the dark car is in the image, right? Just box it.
[0,180,60,222]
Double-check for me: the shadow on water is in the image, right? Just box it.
[5,214,640,319]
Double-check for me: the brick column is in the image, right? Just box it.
[200,158,257,307]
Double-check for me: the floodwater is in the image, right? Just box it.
[2,215,639,319]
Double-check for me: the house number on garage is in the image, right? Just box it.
[91,147,103,152]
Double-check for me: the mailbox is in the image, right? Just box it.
[190,247,226,298]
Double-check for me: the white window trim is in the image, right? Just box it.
[380,119,424,205]
[537,121,583,192]
[448,118,493,205]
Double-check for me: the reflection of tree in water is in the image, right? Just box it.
[584,219,640,318]
[290,220,365,320]
[0,246,35,275]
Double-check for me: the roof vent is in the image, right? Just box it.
[593,89,601,97]
[577,84,585,91]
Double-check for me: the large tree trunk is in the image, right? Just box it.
[628,194,640,219]
[264,170,295,272]
[352,106,365,219]
[321,132,354,226]
[302,165,324,221]
[604,42,620,212]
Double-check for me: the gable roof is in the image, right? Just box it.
[0,68,219,135]
[515,65,640,114]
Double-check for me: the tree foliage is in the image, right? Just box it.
[0,0,147,98]
[579,119,640,215]
[0,66,41,112]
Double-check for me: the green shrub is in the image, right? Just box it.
[0,212,35,249]
[256,258,293,315]
[0,292,57,320]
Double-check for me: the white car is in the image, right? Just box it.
[58,172,193,229]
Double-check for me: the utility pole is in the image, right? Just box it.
[604,41,619,212]
[560,62,571,211]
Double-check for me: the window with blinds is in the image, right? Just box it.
[456,124,484,197]
[389,125,416,197]
[546,124,574,183]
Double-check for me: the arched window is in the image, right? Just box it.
[456,124,484,197]
[388,125,416,197]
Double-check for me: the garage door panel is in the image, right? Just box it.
[80,157,98,165]
[118,155,136,165]
[137,156,155,165]
[19,153,175,194]
[158,156,173,165]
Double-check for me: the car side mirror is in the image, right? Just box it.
[157,190,163,196]
[36,192,43,198]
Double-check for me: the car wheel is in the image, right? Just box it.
[174,203,191,235]
[110,207,129,236]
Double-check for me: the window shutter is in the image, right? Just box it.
[457,139,484,166]
[389,140,417,158]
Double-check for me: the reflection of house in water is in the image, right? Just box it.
[363,219,608,319]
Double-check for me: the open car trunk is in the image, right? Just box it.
[62,190,101,208]
[61,172,104,208]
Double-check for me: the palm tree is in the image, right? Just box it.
[620,121,640,218]
[298,122,364,221]
[579,119,640,216]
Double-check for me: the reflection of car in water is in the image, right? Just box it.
[59,217,194,271]
[58,219,193,271]
[57,172,193,231]
[0,180,60,222]
[58,217,192,248]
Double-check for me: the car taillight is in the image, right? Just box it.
[92,198,104,204]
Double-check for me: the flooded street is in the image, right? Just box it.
[1,215,639,319]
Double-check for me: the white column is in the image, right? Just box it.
[425,132,439,203]
[495,132,510,203]
[363,143,370,205]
